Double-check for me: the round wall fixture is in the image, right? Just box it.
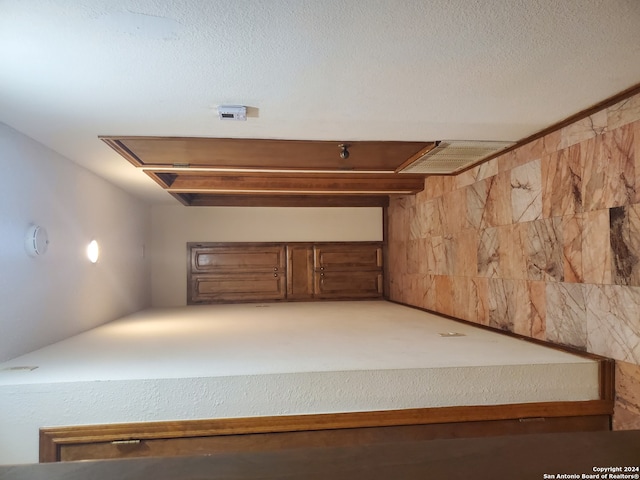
[25,225,49,257]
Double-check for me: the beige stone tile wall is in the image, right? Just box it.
[388,92,640,429]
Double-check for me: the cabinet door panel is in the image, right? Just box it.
[314,244,382,271]
[286,246,314,300]
[314,271,383,298]
[191,274,285,303]
[191,245,285,273]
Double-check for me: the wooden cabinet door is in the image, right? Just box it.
[191,244,285,274]
[314,271,383,298]
[188,244,286,303]
[313,243,383,299]
[286,245,314,300]
[190,273,285,303]
[313,243,382,271]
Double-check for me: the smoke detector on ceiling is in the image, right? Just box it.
[399,140,516,174]
[217,105,247,121]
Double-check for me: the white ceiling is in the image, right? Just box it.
[1,0,639,204]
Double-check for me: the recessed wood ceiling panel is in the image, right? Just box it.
[102,136,431,205]
[173,194,390,208]
[101,136,434,171]
[147,171,425,195]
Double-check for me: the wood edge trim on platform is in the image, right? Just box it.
[39,399,612,462]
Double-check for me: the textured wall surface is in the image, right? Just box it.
[0,301,599,464]
[388,92,640,429]
[0,124,151,362]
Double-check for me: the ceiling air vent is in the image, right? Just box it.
[399,140,515,174]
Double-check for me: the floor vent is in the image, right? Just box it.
[399,140,515,174]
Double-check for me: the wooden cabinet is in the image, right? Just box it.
[188,242,383,304]
[313,243,383,299]
[188,244,286,304]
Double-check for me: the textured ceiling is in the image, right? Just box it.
[1,0,639,203]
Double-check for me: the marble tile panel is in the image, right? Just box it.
[388,240,408,280]
[422,198,445,237]
[613,403,640,431]
[406,239,421,274]
[498,139,543,173]
[477,227,500,277]
[483,172,513,227]
[608,93,640,131]
[586,284,640,364]
[456,166,478,190]
[541,129,562,156]
[456,158,498,189]
[528,281,546,340]
[635,120,640,204]
[408,205,421,240]
[541,144,583,219]
[614,360,640,430]
[453,277,473,322]
[442,187,467,234]
[418,237,430,275]
[449,276,469,321]
[434,275,454,317]
[511,159,542,223]
[582,209,612,284]
[545,282,587,349]
[442,234,455,276]
[561,214,583,283]
[487,278,516,332]
[425,175,456,200]
[429,235,453,276]
[388,196,410,243]
[582,125,635,211]
[452,229,478,278]
[559,109,607,150]
[524,218,564,282]
[421,274,437,311]
[507,280,531,337]
[471,277,490,326]
[404,274,424,308]
[498,224,527,280]
[610,205,640,286]
[414,184,430,205]
[497,150,517,174]
[466,179,488,230]
[615,360,640,421]
[512,138,544,170]
[389,275,403,302]
[413,199,428,240]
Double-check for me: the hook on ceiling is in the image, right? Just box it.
[338,144,350,160]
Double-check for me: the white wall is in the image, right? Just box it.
[0,123,151,362]
[150,205,383,306]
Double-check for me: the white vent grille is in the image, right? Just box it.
[399,140,515,174]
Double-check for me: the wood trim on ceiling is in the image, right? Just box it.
[100,137,434,172]
[146,171,425,194]
[173,193,390,207]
